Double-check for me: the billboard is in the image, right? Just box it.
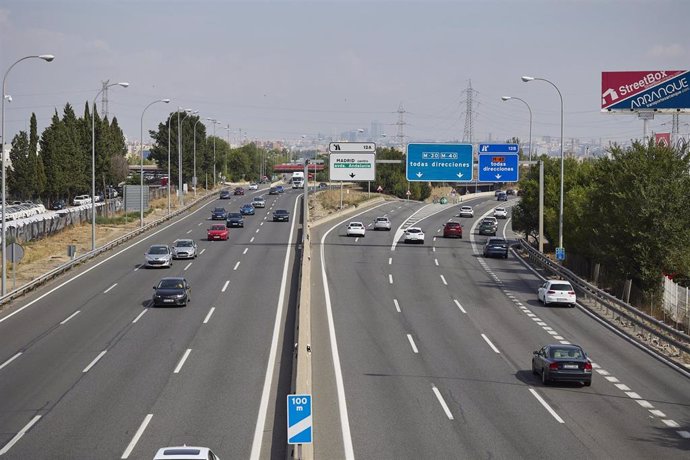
[601,71,690,112]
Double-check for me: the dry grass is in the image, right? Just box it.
[309,189,373,222]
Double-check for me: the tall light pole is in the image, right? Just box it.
[193,117,203,197]
[501,96,533,162]
[207,118,220,188]
[1,54,54,296]
[522,75,564,252]
[225,124,231,180]
[140,98,170,227]
[166,112,173,214]
[92,81,128,251]
[178,109,196,207]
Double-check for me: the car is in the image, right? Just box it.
[276,185,285,193]
[443,221,463,238]
[207,224,229,241]
[252,196,266,208]
[403,227,425,244]
[506,188,516,195]
[319,182,328,189]
[483,237,508,258]
[538,280,577,307]
[494,189,503,196]
[248,182,258,190]
[458,205,474,218]
[50,199,66,211]
[532,344,592,387]
[273,209,290,222]
[346,221,366,237]
[240,203,255,215]
[292,179,304,189]
[144,244,173,268]
[497,191,508,201]
[211,207,227,220]
[373,216,391,231]
[269,186,279,195]
[152,277,191,307]
[493,207,508,219]
[478,220,497,236]
[226,212,244,228]
[72,194,92,206]
[153,446,220,460]
[234,187,245,196]
[219,190,231,199]
[171,239,198,259]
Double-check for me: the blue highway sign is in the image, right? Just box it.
[478,148,519,183]
[406,143,473,182]
[287,394,312,444]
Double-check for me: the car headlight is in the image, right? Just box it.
[176,294,186,298]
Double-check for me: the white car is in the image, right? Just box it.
[171,238,198,259]
[153,446,220,460]
[493,207,508,219]
[538,280,577,307]
[252,196,266,208]
[346,221,366,237]
[373,216,392,231]
[403,227,425,244]
[72,194,92,206]
[144,244,173,268]
[248,183,259,190]
[459,205,474,218]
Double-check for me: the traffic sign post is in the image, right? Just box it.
[477,144,520,182]
[556,247,566,261]
[287,394,312,445]
[328,142,376,182]
[406,143,473,182]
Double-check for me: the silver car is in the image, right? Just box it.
[145,244,173,268]
[374,216,392,231]
[171,239,198,259]
[252,196,266,208]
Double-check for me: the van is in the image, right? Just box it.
[292,179,304,189]
[72,195,92,206]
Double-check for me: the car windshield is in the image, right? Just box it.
[446,223,460,228]
[551,283,573,291]
[148,246,169,254]
[175,240,193,247]
[211,225,225,230]
[158,279,184,289]
[550,348,583,359]
[488,239,506,245]
[376,218,388,222]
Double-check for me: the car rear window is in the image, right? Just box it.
[551,283,573,291]
[550,348,583,359]
[446,223,460,228]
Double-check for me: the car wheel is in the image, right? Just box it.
[541,369,549,385]
[504,253,508,259]
[532,361,538,375]
[583,380,591,387]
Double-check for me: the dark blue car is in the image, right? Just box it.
[240,204,255,215]
[211,207,227,220]
[226,212,244,228]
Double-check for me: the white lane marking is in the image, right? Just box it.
[481,334,500,353]
[200,248,206,255]
[184,262,192,271]
[596,368,610,376]
[432,386,454,420]
[355,237,359,243]
[251,194,307,460]
[547,331,558,336]
[538,322,548,327]
[0,352,22,371]
[559,340,571,344]
[605,376,620,383]
[222,281,230,292]
[388,257,392,265]
[103,283,117,294]
[432,246,436,252]
[174,349,192,374]
[407,334,419,353]
[626,392,641,399]
[133,264,143,272]
[250,237,255,243]
[389,274,393,284]
[554,335,564,340]
[434,259,439,266]
[454,299,467,314]
[529,388,565,423]
[677,431,690,438]
[132,310,147,323]
[198,222,202,226]
[121,414,153,459]
[614,383,630,390]
[186,229,193,234]
[440,275,448,286]
[260,222,264,226]
[82,350,107,373]
[636,400,654,409]
[393,299,401,313]
[243,248,249,255]
[233,261,241,271]
[663,420,681,428]
[255,228,260,233]
[0,415,42,456]
[203,307,215,324]
[60,310,81,325]
[650,409,667,417]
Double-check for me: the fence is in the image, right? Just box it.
[663,276,690,331]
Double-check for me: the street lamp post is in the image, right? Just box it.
[1,54,54,296]
[225,124,231,179]
[501,96,533,162]
[207,119,220,188]
[193,117,203,197]
[167,112,173,214]
[522,75,564,251]
[140,98,170,227]
[92,81,128,251]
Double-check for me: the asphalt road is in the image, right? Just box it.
[0,185,302,459]
[311,194,690,459]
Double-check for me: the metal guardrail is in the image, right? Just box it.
[517,239,690,366]
[0,191,219,307]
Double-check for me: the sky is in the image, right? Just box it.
[1,0,689,151]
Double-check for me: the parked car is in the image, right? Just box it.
[152,277,191,307]
[144,244,173,268]
[493,207,508,219]
[219,190,231,199]
[537,280,577,307]
[207,224,229,241]
[240,203,255,215]
[374,216,391,231]
[211,207,227,220]
[532,344,592,386]
[403,227,425,244]
[443,221,463,238]
[273,209,290,222]
[458,205,474,218]
[346,222,366,237]
[72,194,92,206]
[171,239,198,259]
[50,199,66,211]
[252,196,266,208]
[483,237,508,258]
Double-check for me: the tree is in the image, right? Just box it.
[7,131,31,200]
[29,113,47,199]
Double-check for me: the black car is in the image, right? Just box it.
[211,207,227,220]
[497,192,508,201]
[219,190,231,199]
[269,187,279,195]
[50,199,66,210]
[226,212,244,228]
[483,237,508,258]
[478,220,497,236]
[152,277,191,307]
[532,344,592,386]
[273,209,290,222]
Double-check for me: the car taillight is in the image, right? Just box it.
[549,363,559,370]
[547,290,556,294]
[568,291,575,295]
[584,362,592,372]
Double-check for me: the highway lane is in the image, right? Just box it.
[0,186,302,458]
[312,195,690,459]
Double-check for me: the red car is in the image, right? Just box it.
[234,187,245,196]
[207,224,229,241]
[443,221,463,238]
